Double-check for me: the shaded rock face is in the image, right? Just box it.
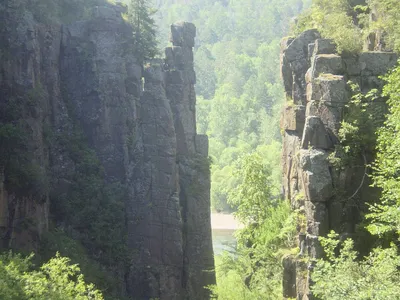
[280,33,397,299]
[0,3,214,300]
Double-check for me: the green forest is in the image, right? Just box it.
[1,0,400,299]
[156,0,310,213]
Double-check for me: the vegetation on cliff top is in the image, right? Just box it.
[128,0,159,63]
[291,0,400,297]
[295,0,400,53]
[3,0,400,298]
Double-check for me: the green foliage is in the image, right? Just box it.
[0,86,50,199]
[209,254,264,300]
[128,0,158,63]
[156,0,305,212]
[368,0,400,52]
[294,0,365,53]
[328,81,384,169]
[312,62,400,300]
[312,231,400,299]
[39,229,125,299]
[50,129,127,297]
[0,252,103,300]
[210,155,296,299]
[228,153,276,225]
[367,62,400,236]
[295,0,400,53]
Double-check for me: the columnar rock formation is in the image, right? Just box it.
[280,30,397,299]
[0,2,214,299]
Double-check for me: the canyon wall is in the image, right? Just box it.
[280,30,397,299]
[0,2,214,299]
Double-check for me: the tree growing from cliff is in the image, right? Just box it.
[367,62,400,236]
[312,62,400,300]
[128,0,158,64]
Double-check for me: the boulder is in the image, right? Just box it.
[301,116,334,150]
[311,54,344,78]
[283,105,306,134]
[305,201,329,236]
[359,52,397,76]
[299,149,333,202]
[313,39,337,55]
[306,101,343,135]
[170,22,196,48]
[307,75,348,104]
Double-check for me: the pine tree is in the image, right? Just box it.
[128,0,158,64]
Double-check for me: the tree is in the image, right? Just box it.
[312,232,400,300]
[312,63,400,300]
[209,154,296,299]
[367,62,400,236]
[0,252,103,300]
[128,0,158,64]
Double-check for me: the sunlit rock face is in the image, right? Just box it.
[280,31,397,299]
[128,22,215,300]
[0,2,214,299]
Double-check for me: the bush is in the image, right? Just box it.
[0,252,103,300]
[312,232,400,300]
[294,0,365,53]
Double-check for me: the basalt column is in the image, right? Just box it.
[127,22,215,300]
[165,22,216,300]
[280,30,397,299]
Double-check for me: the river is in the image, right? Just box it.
[211,213,242,255]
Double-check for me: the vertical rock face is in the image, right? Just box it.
[166,22,215,299]
[280,31,397,299]
[0,3,214,299]
[0,1,57,251]
[127,22,215,300]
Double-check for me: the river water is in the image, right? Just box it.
[211,213,241,255]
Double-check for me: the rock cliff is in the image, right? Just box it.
[280,30,397,299]
[0,2,214,299]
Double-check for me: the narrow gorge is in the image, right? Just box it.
[2,0,400,299]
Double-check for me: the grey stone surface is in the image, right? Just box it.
[305,201,329,236]
[313,39,337,55]
[301,116,334,150]
[311,54,344,78]
[283,256,297,298]
[281,29,320,105]
[282,105,306,134]
[306,234,324,259]
[166,23,215,299]
[307,75,348,104]
[359,52,397,76]
[196,134,209,156]
[299,149,333,202]
[170,22,196,47]
[308,43,315,61]
[0,4,214,300]
[280,29,397,300]
[306,101,343,135]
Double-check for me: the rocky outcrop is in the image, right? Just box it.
[0,2,214,299]
[280,31,397,299]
